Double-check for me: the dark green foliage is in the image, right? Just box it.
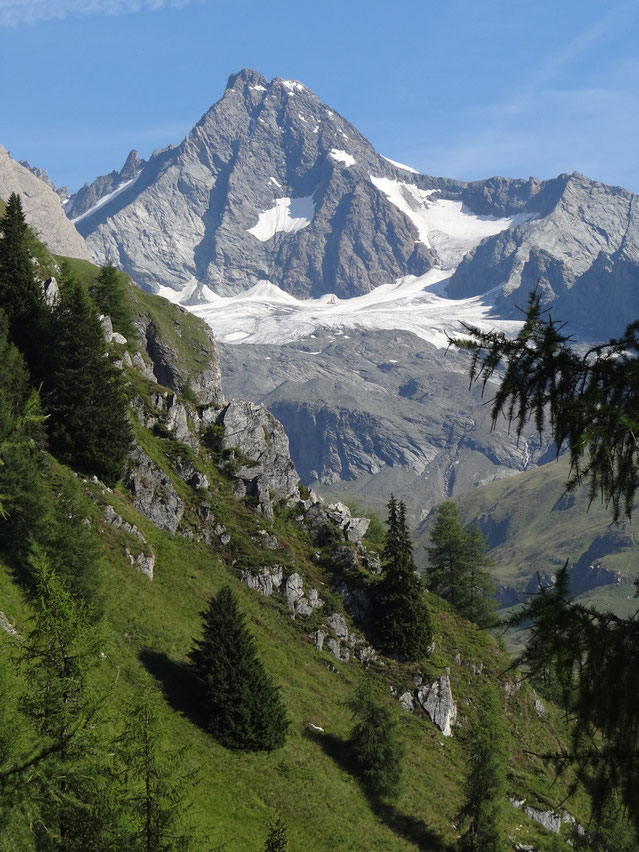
[347,684,403,799]
[576,792,639,851]
[91,263,135,339]
[114,695,196,851]
[189,585,289,751]
[0,193,48,377]
[263,818,289,851]
[453,290,639,522]
[456,687,508,851]
[0,312,47,568]
[46,271,132,484]
[426,501,496,628]
[453,293,639,830]
[375,496,432,661]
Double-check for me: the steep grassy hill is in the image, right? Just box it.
[0,247,602,850]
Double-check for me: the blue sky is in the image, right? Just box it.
[1,0,638,194]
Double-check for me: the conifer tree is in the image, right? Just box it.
[347,684,403,800]
[451,292,639,828]
[0,193,48,375]
[18,548,113,850]
[46,271,132,485]
[0,311,47,570]
[375,496,432,661]
[263,818,289,851]
[114,695,195,851]
[426,501,496,628]
[92,264,134,339]
[189,586,289,751]
[456,687,508,852]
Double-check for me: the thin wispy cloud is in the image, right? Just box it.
[0,0,206,27]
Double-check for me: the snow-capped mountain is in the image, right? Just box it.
[57,69,639,511]
[70,69,639,340]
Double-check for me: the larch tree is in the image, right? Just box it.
[450,290,639,828]
[456,687,508,852]
[347,684,404,800]
[426,501,496,628]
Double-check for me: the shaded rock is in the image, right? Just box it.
[416,669,457,737]
[569,559,622,596]
[326,612,348,641]
[44,276,59,306]
[312,630,325,651]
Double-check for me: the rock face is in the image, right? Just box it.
[0,145,91,260]
[216,398,299,519]
[220,330,552,514]
[416,670,457,737]
[124,446,184,534]
[447,172,639,338]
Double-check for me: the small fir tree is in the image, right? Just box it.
[189,586,289,751]
[347,684,404,799]
[457,687,508,852]
[92,263,135,339]
[375,496,432,661]
[427,501,496,628]
[0,193,48,376]
[46,271,132,485]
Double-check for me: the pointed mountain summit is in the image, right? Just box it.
[70,69,639,337]
[70,69,536,302]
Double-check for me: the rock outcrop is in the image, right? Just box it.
[216,398,299,520]
[124,446,184,535]
[416,670,457,737]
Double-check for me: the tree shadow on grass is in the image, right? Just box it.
[304,728,450,851]
[139,649,209,731]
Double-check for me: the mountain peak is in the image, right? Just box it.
[225,68,268,92]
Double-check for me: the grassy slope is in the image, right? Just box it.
[416,456,639,618]
[0,254,595,850]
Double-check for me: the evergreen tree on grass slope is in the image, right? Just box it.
[46,271,131,485]
[375,496,432,661]
[189,586,289,751]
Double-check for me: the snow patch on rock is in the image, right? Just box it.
[248,195,316,241]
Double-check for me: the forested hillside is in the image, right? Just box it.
[0,194,626,850]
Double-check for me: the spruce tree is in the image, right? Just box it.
[263,818,289,851]
[347,684,403,800]
[426,501,496,628]
[0,193,48,376]
[376,496,432,661]
[189,586,289,751]
[456,687,508,852]
[46,272,132,485]
[92,264,134,339]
